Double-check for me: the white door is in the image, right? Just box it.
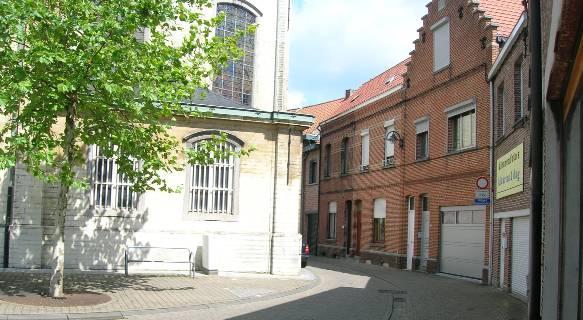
[440,209,485,279]
[407,197,415,270]
[512,217,530,297]
[420,210,430,270]
[499,219,506,287]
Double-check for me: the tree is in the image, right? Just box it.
[0,0,249,297]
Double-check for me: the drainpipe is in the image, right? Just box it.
[528,0,542,319]
[488,81,495,286]
[269,123,280,274]
[3,166,15,268]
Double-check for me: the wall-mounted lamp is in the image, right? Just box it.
[385,130,404,149]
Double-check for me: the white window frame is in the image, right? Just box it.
[89,145,138,211]
[445,99,477,152]
[384,119,396,165]
[328,201,337,239]
[438,0,446,11]
[415,117,430,160]
[373,198,387,242]
[183,131,243,221]
[360,129,370,169]
[432,18,450,72]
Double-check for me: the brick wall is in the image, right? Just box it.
[317,0,500,282]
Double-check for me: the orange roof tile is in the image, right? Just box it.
[333,58,410,116]
[478,0,524,37]
[294,98,344,135]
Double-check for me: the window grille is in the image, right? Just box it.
[188,140,236,215]
[91,145,137,210]
[212,4,256,106]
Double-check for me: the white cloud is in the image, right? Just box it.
[290,0,427,105]
[288,90,306,110]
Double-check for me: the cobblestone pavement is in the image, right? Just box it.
[129,257,527,320]
[0,270,315,318]
[0,257,527,320]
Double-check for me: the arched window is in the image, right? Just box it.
[184,132,243,217]
[212,3,256,106]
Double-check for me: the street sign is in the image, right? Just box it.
[476,176,489,189]
[474,189,491,205]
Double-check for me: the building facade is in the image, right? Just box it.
[488,12,532,300]
[316,0,523,284]
[0,0,312,276]
[539,0,582,318]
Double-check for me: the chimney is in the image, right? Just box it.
[345,89,352,100]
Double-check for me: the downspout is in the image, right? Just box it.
[528,0,543,319]
[316,127,322,254]
[488,81,495,286]
[269,122,280,274]
[3,166,15,268]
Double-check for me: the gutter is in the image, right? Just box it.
[527,1,543,319]
[320,85,403,127]
[488,81,495,286]
[488,13,528,80]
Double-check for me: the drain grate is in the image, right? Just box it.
[378,289,408,294]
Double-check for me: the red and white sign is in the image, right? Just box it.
[476,176,489,189]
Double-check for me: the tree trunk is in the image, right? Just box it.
[49,95,77,298]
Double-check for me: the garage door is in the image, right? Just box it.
[512,217,529,297]
[440,209,485,279]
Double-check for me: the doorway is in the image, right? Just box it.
[499,219,506,287]
[307,213,318,256]
[420,195,430,271]
[407,196,415,270]
[345,201,352,255]
[355,200,362,256]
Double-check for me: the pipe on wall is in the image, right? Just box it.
[527,0,543,318]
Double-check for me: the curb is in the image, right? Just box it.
[1,269,321,320]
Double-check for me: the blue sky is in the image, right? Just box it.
[288,0,428,108]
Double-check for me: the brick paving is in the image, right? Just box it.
[0,271,314,317]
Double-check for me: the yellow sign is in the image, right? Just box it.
[496,143,524,199]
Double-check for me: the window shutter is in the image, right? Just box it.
[433,21,450,71]
[374,198,387,219]
[329,201,337,213]
[361,130,370,166]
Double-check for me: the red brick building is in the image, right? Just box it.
[294,99,344,255]
[316,0,523,283]
[487,12,531,300]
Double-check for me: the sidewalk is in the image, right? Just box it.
[0,270,318,320]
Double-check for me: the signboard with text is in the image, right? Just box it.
[496,143,524,199]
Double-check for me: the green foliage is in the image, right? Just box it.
[0,0,253,193]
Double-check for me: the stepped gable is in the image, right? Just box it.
[294,98,344,135]
[476,0,524,37]
[334,58,410,116]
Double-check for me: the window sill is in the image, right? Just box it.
[184,213,240,222]
[89,208,141,217]
[307,182,318,186]
[383,164,396,169]
[448,146,478,156]
[415,157,430,163]
[433,64,450,74]
[513,115,529,129]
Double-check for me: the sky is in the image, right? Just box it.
[288,0,429,108]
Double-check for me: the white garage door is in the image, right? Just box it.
[512,217,530,297]
[440,209,485,279]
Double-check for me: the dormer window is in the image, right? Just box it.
[385,75,396,84]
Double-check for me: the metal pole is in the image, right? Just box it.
[528,0,543,318]
[124,250,128,276]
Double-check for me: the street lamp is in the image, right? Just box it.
[385,130,404,149]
